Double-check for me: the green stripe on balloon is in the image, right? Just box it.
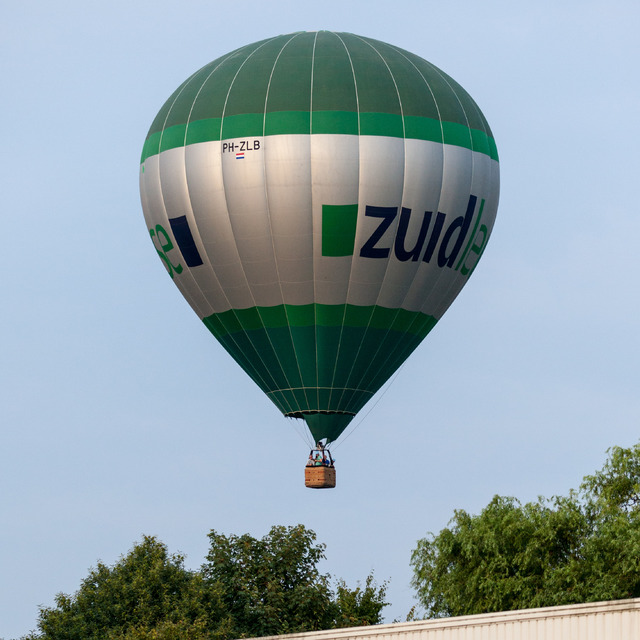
[204,304,437,338]
[140,116,498,163]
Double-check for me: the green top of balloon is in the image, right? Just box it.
[141,31,497,164]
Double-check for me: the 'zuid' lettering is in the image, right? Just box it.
[359,207,397,259]
[358,195,487,275]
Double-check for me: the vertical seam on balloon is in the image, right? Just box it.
[337,37,427,416]
[174,54,240,318]
[153,74,214,320]
[260,32,313,415]
[414,62,476,324]
[378,47,459,359]
[216,37,297,413]
[460,96,499,258]
[143,72,225,377]
[310,31,321,418]
[398,50,450,329]
[218,39,293,407]
[178,48,284,400]
[152,155,205,317]
[325,32,360,418]
[341,44,450,408]
[334,35,409,415]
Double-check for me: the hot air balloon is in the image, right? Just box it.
[139,31,499,488]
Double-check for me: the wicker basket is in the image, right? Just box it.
[305,465,336,489]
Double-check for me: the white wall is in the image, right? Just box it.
[258,598,640,640]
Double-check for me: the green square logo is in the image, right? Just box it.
[322,204,358,256]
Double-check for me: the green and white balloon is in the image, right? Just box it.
[140,31,499,444]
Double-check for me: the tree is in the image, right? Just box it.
[334,574,389,627]
[25,525,389,639]
[202,525,388,637]
[411,442,640,618]
[202,525,335,637]
[25,536,216,640]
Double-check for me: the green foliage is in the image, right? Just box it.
[581,443,640,514]
[26,526,389,640]
[202,525,336,637]
[202,525,388,637]
[334,574,389,627]
[411,443,640,618]
[24,536,215,640]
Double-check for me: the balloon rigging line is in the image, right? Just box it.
[331,363,406,452]
[291,418,314,448]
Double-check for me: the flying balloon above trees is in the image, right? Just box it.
[139,31,499,487]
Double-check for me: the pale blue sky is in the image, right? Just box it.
[2,1,640,638]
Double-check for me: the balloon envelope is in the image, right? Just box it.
[139,32,499,444]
